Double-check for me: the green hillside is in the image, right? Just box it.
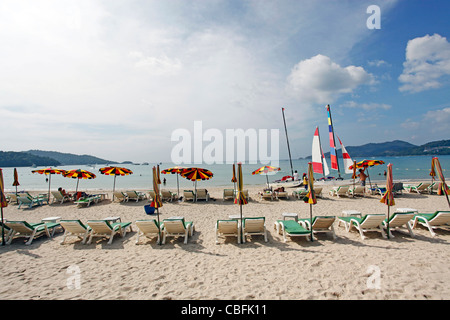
[0,151,60,167]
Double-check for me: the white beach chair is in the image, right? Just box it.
[242,217,268,243]
[411,211,450,237]
[60,220,91,244]
[135,219,163,244]
[338,214,387,240]
[86,220,133,244]
[162,218,194,244]
[215,220,240,244]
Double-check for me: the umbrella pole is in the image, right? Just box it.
[157,208,161,245]
[113,175,117,201]
[15,185,18,205]
[240,204,243,244]
[177,174,180,201]
[48,174,51,203]
[266,174,269,188]
[387,205,390,239]
[309,204,313,242]
[1,207,4,246]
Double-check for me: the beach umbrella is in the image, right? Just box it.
[98,166,133,201]
[151,166,163,244]
[251,166,281,188]
[161,166,186,201]
[234,163,248,243]
[303,162,317,242]
[1,169,8,246]
[31,168,66,202]
[380,163,395,239]
[63,169,96,196]
[349,159,385,190]
[431,157,450,208]
[12,168,20,204]
[231,164,237,192]
[179,167,214,196]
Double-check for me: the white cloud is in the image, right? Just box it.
[342,101,391,111]
[287,54,375,105]
[399,34,450,93]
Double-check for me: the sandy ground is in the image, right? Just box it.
[0,181,449,300]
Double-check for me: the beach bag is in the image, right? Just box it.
[144,204,155,215]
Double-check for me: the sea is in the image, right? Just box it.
[2,155,449,192]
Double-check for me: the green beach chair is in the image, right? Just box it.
[60,220,92,244]
[298,216,337,240]
[242,217,267,243]
[86,220,133,244]
[411,211,450,237]
[382,212,415,238]
[215,219,240,244]
[338,214,387,240]
[162,218,194,244]
[274,220,311,242]
[5,221,60,245]
[135,219,164,244]
[17,196,42,209]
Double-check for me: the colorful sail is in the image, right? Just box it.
[326,104,340,176]
[321,145,330,176]
[337,135,353,174]
[312,127,324,175]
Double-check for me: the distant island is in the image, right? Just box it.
[303,139,450,159]
[0,150,116,168]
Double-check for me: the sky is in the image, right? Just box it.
[1,0,449,164]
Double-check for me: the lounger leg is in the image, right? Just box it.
[60,231,68,244]
[380,225,387,239]
[81,231,89,244]
[135,231,141,244]
[162,232,166,244]
[25,229,38,245]
[406,221,415,238]
[6,231,17,244]
[184,228,189,244]
[424,220,437,237]
[264,228,268,242]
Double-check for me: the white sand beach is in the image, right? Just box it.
[0,183,449,300]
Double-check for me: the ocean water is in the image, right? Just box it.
[2,155,449,192]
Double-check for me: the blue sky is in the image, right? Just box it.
[0,0,449,163]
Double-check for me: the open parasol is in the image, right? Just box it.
[63,169,96,197]
[349,159,385,190]
[252,166,280,188]
[98,166,133,201]
[179,167,213,198]
[161,166,186,200]
[31,167,66,202]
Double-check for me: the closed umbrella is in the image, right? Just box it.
[1,169,8,245]
[161,166,186,201]
[231,164,237,192]
[251,166,280,188]
[380,163,395,239]
[151,166,163,244]
[12,168,20,204]
[31,168,66,202]
[303,162,317,241]
[99,166,133,201]
[179,167,214,197]
[234,163,248,243]
[431,157,449,208]
[63,169,96,199]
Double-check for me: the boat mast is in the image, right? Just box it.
[326,104,342,179]
[281,107,294,178]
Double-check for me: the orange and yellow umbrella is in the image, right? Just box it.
[161,166,186,199]
[32,167,66,201]
[63,169,96,195]
[304,162,317,241]
[152,166,163,244]
[252,165,280,187]
[99,166,133,200]
[180,167,213,196]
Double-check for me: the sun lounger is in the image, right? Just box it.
[298,216,337,240]
[162,218,194,244]
[274,220,311,242]
[215,220,240,244]
[405,182,432,194]
[393,182,404,195]
[126,190,147,202]
[17,195,42,209]
[74,195,100,207]
[161,190,177,202]
[338,214,387,240]
[26,192,49,205]
[183,190,196,202]
[5,221,60,245]
[60,220,91,244]
[292,188,308,199]
[259,191,274,201]
[411,211,450,237]
[6,193,18,204]
[329,185,350,197]
[223,189,235,201]
[382,212,415,238]
[242,217,267,243]
[196,189,210,201]
[51,191,72,204]
[275,190,289,200]
[135,219,163,244]
[86,220,133,244]
[314,187,323,198]
[113,191,129,203]
[349,186,365,197]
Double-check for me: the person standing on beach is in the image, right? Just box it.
[293,170,299,181]
[358,169,367,186]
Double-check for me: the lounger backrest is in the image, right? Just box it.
[126,191,138,197]
[136,220,160,233]
[6,221,40,234]
[223,189,234,196]
[338,186,349,193]
[163,219,186,232]
[61,220,87,233]
[87,220,113,233]
[312,216,335,229]
[388,213,414,227]
[314,187,322,193]
[361,214,386,227]
[197,189,207,196]
[114,191,125,198]
[217,220,238,233]
[417,183,430,190]
[429,212,450,225]
[184,190,194,198]
[51,191,63,199]
[18,196,32,203]
[243,218,265,232]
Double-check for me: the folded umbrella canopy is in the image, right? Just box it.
[252,166,280,188]
[31,168,66,202]
[235,163,247,243]
[63,169,96,197]
[380,163,395,239]
[12,168,20,204]
[304,162,317,241]
[431,157,450,208]
[151,166,163,244]
[98,166,133,201]
[1,169,8,245]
